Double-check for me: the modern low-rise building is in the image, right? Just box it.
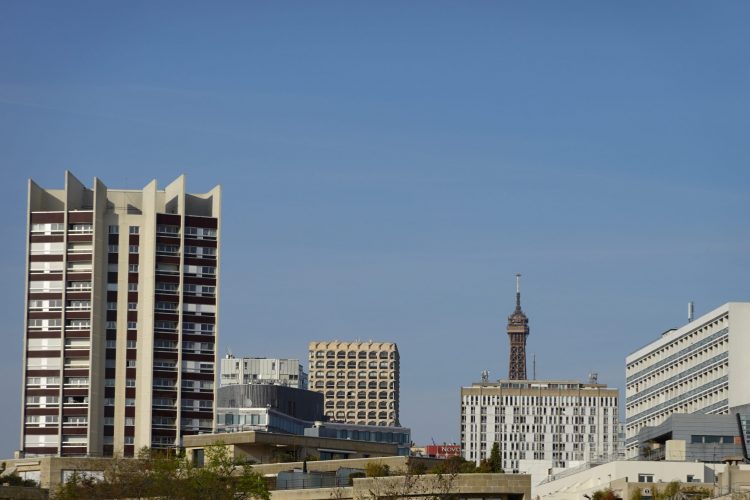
[308,341,399,426]
[216,383,324,434]
[21,172,220,458]
[220,355,307,389]
[625,302,750,458]
[536,460,718,500]
[635,413,743,462]
[215,383,411,455]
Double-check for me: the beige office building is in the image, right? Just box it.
[21,171,220,457]
[308,341,399,426]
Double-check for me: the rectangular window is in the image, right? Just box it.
[129,245,138,254]
[31,223,65,234]
[128,302,137,310]
[128,283,138,292]
[129,264,139,273]
[108,225,119,234]
[69,223,93,234]
[157,224,180,235]
[129,226,139,234]
[127,322,137,330]
[638,474,654,483]
[67,281,91,290]
[108,244,118,253]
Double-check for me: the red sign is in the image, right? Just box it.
[424,445,462,458]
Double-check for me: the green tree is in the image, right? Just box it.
[365,462,391,477]
[52,442,270,500]
[488,442,503,473]
[592,488,616,500]
[430,456,477,474]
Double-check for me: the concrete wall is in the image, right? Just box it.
[536,460,717,500]
[270,472,530,500]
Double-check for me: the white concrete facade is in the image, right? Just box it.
[460,380,619,489]
[625,302,750,458]
[220,355,307,389]
[536,460,718,500]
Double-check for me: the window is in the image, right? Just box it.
[108,244,118,253]
[107,302,117,310]
[157,244,179,254]
[129,245,138,254]
[127,322,137,330]
[129,264,139,273]
[67,300,90,310]
[106,321,117,330]
[108,225,119,234]
[129,226,139,234]
[157,224,179,235]
[31,222,65,234]
[67,281,91,290]
[126,360,136,368]
[128,302,137,310]
[638,474,654,483]
[128,283,138,292]
[30,261,64,273]
[127,340,136,348]
[69,223,93,233]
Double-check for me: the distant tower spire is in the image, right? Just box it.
[507,273,530,380]
[515,273,521,308]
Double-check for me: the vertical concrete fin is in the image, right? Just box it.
[134,179,158,450]
[164,174,186,215]
[88,177,109,456]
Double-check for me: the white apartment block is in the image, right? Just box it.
[220,355,307,389]
[308,341,399,427]
[461,380,619,481]
[21,172,220,457]
[625,302,750,458]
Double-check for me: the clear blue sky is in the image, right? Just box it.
[1,1,749,457]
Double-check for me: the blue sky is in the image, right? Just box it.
[1,1,749,456]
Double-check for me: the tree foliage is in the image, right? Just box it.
[52,442,270,500]
[592,488,616,500]
[364,462,391,477]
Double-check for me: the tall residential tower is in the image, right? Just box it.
[21,172,220,457]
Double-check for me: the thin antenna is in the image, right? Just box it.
[688,301,694,323]
[515,273,522,309]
